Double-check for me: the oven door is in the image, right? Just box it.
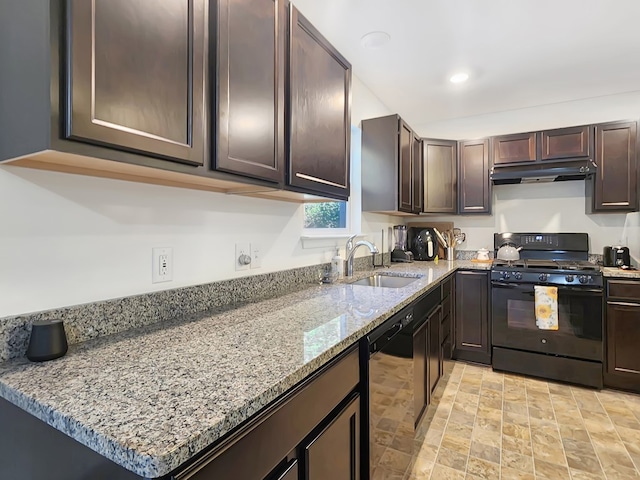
[491,281,603,361]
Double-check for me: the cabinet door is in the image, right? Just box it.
[541,126,591,160]
[398,121,414,213]
[66,0,207,165]
[413,320,428,426]
[592,121,638,212]
[605,301,640,392]
[492,132,537,165]
[454,271,490,364]
[458,139,491,214]
[215,0,285,183]
[305,395,360,480]
[423,139,457,214]
[412,135,424,214]
[289,6,351,199]
[428,307,442,396]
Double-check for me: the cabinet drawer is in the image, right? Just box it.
[608,280,640,301]
[175,347,359,479]
[441,276,453,300]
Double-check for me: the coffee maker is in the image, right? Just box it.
[391,225,414,262]
[410,227,438,261]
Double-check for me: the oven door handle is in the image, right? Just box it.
[491,282,518,288]
[557,287,602,294]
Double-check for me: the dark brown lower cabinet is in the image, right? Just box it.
[413,318,428,426]
[428,306,442,396]
[605,280,640,393]
[304,394,360,480]
[454,270,491,365]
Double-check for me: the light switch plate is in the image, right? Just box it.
[250,243,262,269]
[235,243,251,271]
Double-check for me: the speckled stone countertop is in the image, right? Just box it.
[0,261,486,478]
[602,267,640,279]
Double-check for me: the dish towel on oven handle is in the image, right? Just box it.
[534,285,558,330]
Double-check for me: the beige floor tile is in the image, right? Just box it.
[501,466,535,479]
[435,446,468,472]
[466,456,501,479]
[378,447,413,474]
[569,469,607,480]
[369,362,640,480]
[501,449,534,472]
[533,457,571,479]
[469,440,500,464]
[596,445,637,471]
[562,438,603,475]
[440,433,471,454]
[430,463,466,480]
[502,434,532,455]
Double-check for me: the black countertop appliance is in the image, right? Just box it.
[409,227,438,261]
[603,246,631,267]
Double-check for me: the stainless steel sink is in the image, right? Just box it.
[350,274,421,288]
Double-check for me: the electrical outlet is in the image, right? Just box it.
[250,243,262,269]
[152,247,173,283]
[235,243,251,271]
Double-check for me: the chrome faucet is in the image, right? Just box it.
[345,234,379,277]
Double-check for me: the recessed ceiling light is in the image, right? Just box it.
[360,31,390,49]
[449,72,470,84]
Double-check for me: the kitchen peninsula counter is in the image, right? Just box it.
[0,260,486,478]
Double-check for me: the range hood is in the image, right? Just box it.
[491,159,597,185]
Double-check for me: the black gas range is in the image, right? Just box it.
[490,233,604,388]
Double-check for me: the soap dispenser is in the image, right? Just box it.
[331,248,343,279]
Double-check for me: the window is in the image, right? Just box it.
[302,126,361,234]
[303,202,347,229]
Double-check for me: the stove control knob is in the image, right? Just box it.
[502,272,511,280]
[565,275,575,283]
[538,273,548,282]
[578,275,588,284]
[514,272,523,280]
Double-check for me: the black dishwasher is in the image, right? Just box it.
[366,288,441,478]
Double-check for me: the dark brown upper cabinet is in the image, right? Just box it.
[361,115,421,215]
[65,0,207,165]
[458,139,491,214]
[492,132,538,165]
[540,126,591,161]
[422,139,458,214]
[412,134,424,214]
[398,121,414,213]
[288,5,351,200]
[587,120,638,213]
[213,0,286,183]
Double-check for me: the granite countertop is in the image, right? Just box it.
[0,260,485,478]
[602,267,640,279]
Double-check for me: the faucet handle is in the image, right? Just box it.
[346,234,357,252]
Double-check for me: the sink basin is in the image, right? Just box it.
[350,274,421,288]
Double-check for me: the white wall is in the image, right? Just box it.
[409,92,640,264]
[414,91,640,140]
[0,74,394,318]
[409,182,639,260]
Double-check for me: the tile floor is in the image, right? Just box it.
[372,360,640,479]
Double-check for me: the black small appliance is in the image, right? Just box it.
[603,246,631,267]
[26,319,68,362]
[410,228,438,261]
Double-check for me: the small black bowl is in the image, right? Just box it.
[26,319,68,362]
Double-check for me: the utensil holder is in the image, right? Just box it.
[446,247,456,261]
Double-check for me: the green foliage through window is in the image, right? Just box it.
[304,202,347,229]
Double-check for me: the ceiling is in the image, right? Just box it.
[291,0,640,129]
